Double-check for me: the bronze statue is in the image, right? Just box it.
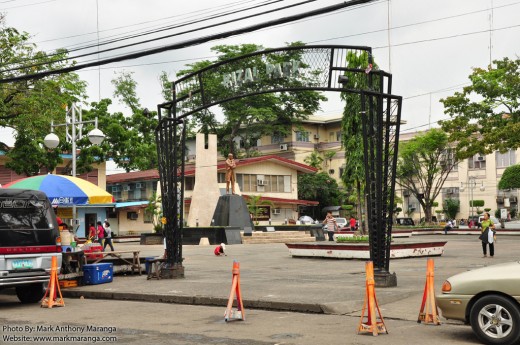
[225,153,236,194]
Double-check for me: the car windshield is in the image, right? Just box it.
[0,198,55,247]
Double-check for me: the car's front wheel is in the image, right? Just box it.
[470,294,520,345]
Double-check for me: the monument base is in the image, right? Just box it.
[374,271,397,287]
[160,263,185,279]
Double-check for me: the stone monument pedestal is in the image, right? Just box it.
[212,195,254,229]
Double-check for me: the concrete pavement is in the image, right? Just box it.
[61,234,520,322]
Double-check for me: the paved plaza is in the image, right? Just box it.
[63,234,520,319]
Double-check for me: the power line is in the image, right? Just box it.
[2,0,289,71]
[0,0,315,73]
[0,0,377,84]
[33,0,263,46]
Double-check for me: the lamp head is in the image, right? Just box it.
[43,133,60,149]
[88,128,105,145]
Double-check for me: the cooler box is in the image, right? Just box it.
[83,263,113,285]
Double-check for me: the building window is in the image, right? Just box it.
[271,132,285,144]
[468,154,486,170]
[496,150,516,168]
[185,176,195,191]
[237,174,290,193]
[295,131,310,142]
[336,131,342,142]
[218,173,226,183]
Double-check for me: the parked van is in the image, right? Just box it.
[0,189,62,303]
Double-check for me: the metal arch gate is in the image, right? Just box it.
[155,45,402,284]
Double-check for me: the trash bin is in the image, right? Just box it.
[145,257,158,275]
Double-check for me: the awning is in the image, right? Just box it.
[115,201,149,211]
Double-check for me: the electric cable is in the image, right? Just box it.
[0,0,375,83]
[0,0,316,73]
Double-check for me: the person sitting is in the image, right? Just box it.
[444,219,453,235]
[214,243,227,256]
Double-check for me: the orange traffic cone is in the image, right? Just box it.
[224,261,245,322]
[41,256,65,308]
[417,258,440,325]
[357,261,387,336]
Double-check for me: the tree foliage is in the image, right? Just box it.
[396,129,459,223]
[246,195,274,225]
[175,43,327,157]
[443,198,460,220]
[297,172,343,208]
[440,57,520,159]
[0,19,87,175]
[340,51,378,232]
[498,164,520,190]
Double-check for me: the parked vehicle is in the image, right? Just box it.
[322,217,348,231]
[436,261,520,345]
[298,215,314,224]
[0,189,62,303]
[395,217,415,226]
[467,215,503,228]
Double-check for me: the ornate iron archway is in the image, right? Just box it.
[156,45,402,284]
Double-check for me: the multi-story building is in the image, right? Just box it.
[395,131,518,222]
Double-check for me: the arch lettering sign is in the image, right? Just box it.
[156,45,402,284]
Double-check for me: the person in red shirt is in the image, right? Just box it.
[88,223,97,242]
[214,243,226,256]
[350,216,357,231]
[96,221,105,246]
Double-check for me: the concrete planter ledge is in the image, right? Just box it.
[286,241,447,259]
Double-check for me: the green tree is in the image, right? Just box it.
[246,195,274,225]
[0,20,87,175]
[298,172,343,210]
[396,129,459,223]
[175,43,327,157]
[304,151,324,170]
[339,51,377,233]
[498,164,520,189]
[440,57,520,159]
[443,198,460,220]
[145,192,163,233]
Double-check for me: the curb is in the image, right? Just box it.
[61,290,325,314]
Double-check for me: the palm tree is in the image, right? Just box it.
[246,195,274,225]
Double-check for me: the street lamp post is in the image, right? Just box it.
[44,104,105,227]
[460,176,485,219]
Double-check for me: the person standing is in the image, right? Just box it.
[88,223,97,242]
[103,221,115,251]
[225,153,237,194]
[323,211,338,241]
[96,221,105,247]
[479,212,496,258]
[349,216,357,231]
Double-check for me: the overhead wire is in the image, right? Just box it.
[34,0,264,46]
[42,0,284,56]
[0,0,317,74]
[0,0,376,84]
[2,0,288,70]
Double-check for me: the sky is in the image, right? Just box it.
[1,0,520,165]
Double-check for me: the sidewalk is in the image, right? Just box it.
[62,234,520,321]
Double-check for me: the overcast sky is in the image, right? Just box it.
[2,0,520,152]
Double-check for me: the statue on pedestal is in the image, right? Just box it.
[226,153,237,194]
